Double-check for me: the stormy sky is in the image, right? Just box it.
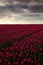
[0,0,43,24]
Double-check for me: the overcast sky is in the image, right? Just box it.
[0,0,43,24]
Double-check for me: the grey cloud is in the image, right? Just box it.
[0,4,43,14]
[0,4,43,12]
[0,0,43,18]
[7,0,43,4]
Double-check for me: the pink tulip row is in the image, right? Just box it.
[0,29,43,65]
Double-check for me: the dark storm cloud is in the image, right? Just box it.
[7,0,43,4]
[6,0,30,4]
[5,0,43,13]
[0,0,43,18]
[0,4,43,13]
